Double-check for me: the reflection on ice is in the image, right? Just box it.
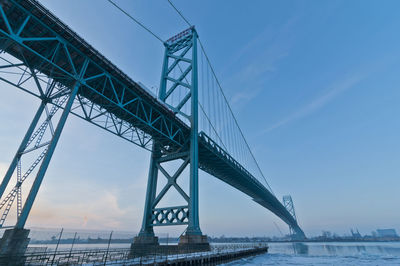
[282,242,400,257]
[225,242,400,265]
[291,243,308,255]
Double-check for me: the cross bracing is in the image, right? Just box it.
[0,0,188,151]
[0,0,305,239]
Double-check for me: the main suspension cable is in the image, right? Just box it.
[107,0,164,43]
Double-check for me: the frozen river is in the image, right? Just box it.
[224,242,400,265]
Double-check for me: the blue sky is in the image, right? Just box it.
[0,0,399,237]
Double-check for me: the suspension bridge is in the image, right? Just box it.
[0,0,305,254]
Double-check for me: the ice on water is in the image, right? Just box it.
[223,242,400,265]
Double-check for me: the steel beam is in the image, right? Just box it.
[138,27,204,238]
[138,144,160,236]
[0,101,45,200]
[16,82,79,229]
[187,29,201,235]
[0,0,188,152]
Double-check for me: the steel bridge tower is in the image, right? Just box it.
[282,195,301,239]
[132,27,209,250]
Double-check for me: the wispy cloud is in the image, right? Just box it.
[223,16,300,109]
[261,74,365,134]
[228,16,299,72]
[230,86,263,106]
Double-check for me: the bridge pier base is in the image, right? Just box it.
[132,234,159,247]
[0,228,30,257]
[178,233,210,251]
[130,233,210,257]
[129,234,159,257]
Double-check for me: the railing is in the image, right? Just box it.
[0,243,268,265]
[199,132,271,193]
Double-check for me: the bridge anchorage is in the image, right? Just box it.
[0,0,306,257]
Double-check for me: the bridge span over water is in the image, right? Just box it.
[0,0,305,254]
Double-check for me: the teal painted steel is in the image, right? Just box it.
[0,102,46,200]
[198,133,305,238]
[138,145,160,236]
[0,0,188,151]
[283,195,299,237]
[188,29,201,235]
[0,0,305,239]
[139,27,202,235]
[16,83,79,229]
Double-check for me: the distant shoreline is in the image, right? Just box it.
[29,239,400,245]
[265,239,400,243]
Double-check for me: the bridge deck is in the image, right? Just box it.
[0,0,304,237]
[199,133,304,236]
[2,0,189,149]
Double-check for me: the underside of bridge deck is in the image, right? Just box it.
[0,0,305,256]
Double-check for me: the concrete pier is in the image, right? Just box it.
[130,235,160,257]
[0,228,30,264]
[178,234,210,252]
[131,233,210,256]
[0,228,30,255]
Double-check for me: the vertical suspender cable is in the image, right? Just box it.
[165,0,274,193]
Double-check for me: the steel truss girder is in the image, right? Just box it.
[0,53,155,149]
[0,83,78,229]
[198,131,305,238]
[0,0,188,152]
